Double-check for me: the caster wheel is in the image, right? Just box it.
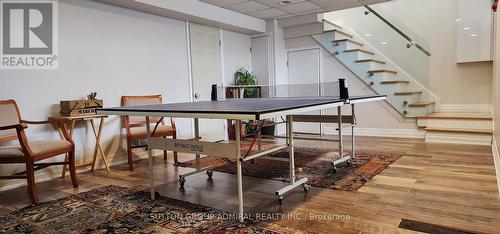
[178,176,186,187]
[346,160,352,167]
[206,169,214,179]
[278,196,284,206]
[303,183,311,192]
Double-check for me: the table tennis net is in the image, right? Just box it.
[215,81,341,100]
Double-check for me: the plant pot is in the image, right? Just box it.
[261,125,275,136]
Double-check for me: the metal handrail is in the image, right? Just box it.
[364,5,431,56]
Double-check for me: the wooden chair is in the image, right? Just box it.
[0,99,78,205]
[121,95,178,171]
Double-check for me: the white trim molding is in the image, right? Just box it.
[323,127,425,139]
[492,136,500,197]
[440,104,493,113]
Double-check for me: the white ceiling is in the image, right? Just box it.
[199,0,390,20]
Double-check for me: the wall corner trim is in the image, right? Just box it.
[492,136,500,197]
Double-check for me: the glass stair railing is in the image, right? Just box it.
[313,5,439,117]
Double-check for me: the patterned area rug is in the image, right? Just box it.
[0,185,305,233]
[178,147,401,191]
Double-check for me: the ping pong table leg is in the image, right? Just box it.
[146,116,155,200]
[275,115,309,205]
[257,122,262,152]
[287,115,296,184]
[351,104,356,160]
[336,106,344,169]
[235,120,244,222]
[194,118,200,171]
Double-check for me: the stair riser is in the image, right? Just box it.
[396,94,422,105]
[406,105,434,117]
[374,82,410,93]
[370,72,397,81]
[356,62,385,71]
[332,32,352,41]
[425,131,492,146]
[341,51,374,61]
[418,119,493,129]
[333,41,362,51]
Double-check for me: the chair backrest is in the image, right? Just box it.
[0,100,21,142]
[121,95,163,126]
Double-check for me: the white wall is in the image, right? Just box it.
[221,30,252,85]
[0,0,252,190]
[375,0,493,107]
[271,20,288,86]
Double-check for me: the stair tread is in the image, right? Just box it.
[369,69,398,74]
[333,38,363,46]
[417,113,493,120]
[380,80,410,84]
[408,102,435,107]
[356,59,386,64]
[322,19,343,29]
[394,91,422,95]
[425,127,493,134]
[343,49,375,55]
[324,29,353,38]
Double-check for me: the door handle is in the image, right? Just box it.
[194,93,200,99]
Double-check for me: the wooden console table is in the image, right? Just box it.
[49,114,110,177]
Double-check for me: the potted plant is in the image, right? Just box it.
[233,67,258,98]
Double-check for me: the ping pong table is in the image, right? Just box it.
[97,82,385,222]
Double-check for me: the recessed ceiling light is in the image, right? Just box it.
[463,27,471,30]
[279,1,292,5]
[470,34,479,37]
[456,18,462,22]
[364,33,371,37]
[381,41,388,45]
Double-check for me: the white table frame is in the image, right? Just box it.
[98,96,386,222]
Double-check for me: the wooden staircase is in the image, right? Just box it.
[417,113,494,145]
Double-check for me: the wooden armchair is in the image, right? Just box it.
[0,99,78,205]
[121,95,178,171]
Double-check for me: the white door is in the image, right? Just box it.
[287,48,321,134]
[190,24,225,141]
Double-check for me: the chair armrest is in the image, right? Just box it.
[21,119,56,125]
[0,123,27,131]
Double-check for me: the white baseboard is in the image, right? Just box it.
[323,127,425,139]
[0,151,163,192]
[440,104,493,113]
[492,137,500,197]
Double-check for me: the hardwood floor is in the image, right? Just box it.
[1,136,499,233]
